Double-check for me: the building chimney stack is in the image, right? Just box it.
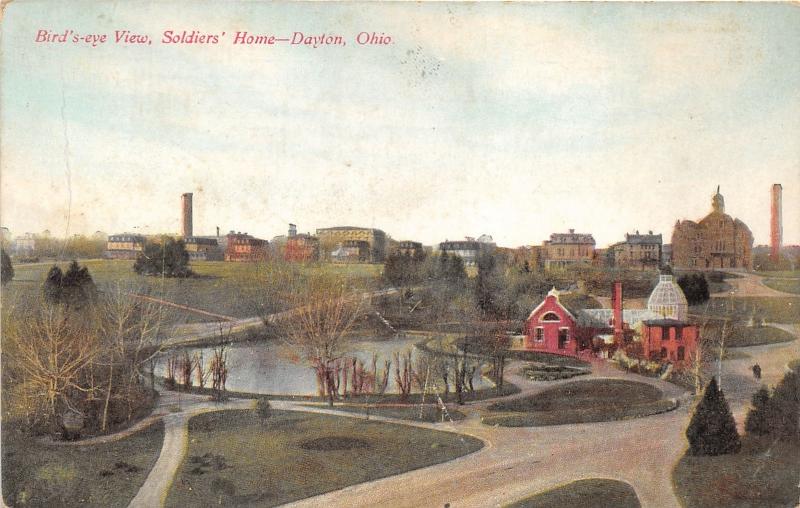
[289,223,297,238]
[612,281,624,343]
[181,193,193,238]
[770,184,782,261]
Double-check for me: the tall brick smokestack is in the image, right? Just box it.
[612,281,623,343]
[770,184,782,262]
[181,193,193,238]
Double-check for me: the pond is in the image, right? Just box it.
[155,334,489,396]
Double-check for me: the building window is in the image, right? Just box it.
[677,346,685,361]
[535,328,544,342]
[541,312,560,322]
[660,347,668,360]
[662,326,670,340]
[676,327,683,340]
[558,329,569,349]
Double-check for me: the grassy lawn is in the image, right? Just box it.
[763,278,800,295]
[2,421,164,507]
[715,325,797,348]
[312,403,467,423]
[506,479,640,508]
[165,409,482,507]
[484,379,676,427]
[698,323,795,348]
[673,436,800,508]
[692,297,800,324]
[755,270,800,278]
[7,259,384,325]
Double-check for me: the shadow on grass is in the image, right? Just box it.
[505,478,640,508]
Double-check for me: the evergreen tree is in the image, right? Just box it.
[437,251,449,279]
[744,385,771,436]
[686,377,741,455]
[677,273,710,306]
[475,252,499,317]
[43,265,64,303]
[42,261,96,308]
[446,254,466,284]
[765,370,800,440]
[1,249,14,285]
[134,237,192,277]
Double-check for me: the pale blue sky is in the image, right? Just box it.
[1,2,798,247]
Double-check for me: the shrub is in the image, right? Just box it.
[1,248,13,285]
[256,397,271,423]
[133,237,192,277]
[744,386,771,436]
[765,370,800,440]
[686,378,740,456]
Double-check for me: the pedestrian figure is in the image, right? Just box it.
[752,364,761,380]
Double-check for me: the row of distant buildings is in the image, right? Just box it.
[9,185,782,272]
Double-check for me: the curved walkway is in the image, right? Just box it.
[123,323,798,508]
[127,394,254,508]
[712,272,795,298]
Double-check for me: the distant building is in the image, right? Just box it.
[608,231,662,270]
[316,226,387,263]
[331,240,370,262]
[541,229,595,270]
[671,187,753,270]
[224,231,268,262]
[105,234,145,259]
[392,240,424,258]
[185,237,223,261]
[285,234,319,262]
[12,233,36,256]
[439,235,496,266]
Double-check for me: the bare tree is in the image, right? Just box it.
[276,269,364,406]
[394,350,414,401]
[4,298,102,432]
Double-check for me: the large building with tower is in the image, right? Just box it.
[671,187,753,270]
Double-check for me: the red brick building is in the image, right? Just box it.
[224,232,268,262]
[523,280,699,368]
[524,289,579,354]
[640,319,698,365]
[284,234,319,262]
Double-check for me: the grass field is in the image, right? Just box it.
[692,297,800,324]
[315,403,467,423]
[713,325,797,348]
[762,278,800,295]
[484,379,675,427]
[755,270,800,278]
[673,436,800,508]
[506,479,640,508]
[165,409,482,507]
[7,259,384,325]
[2,421,164,507]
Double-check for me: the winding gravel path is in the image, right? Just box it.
[127,395,254,508]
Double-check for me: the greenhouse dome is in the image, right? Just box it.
[647,274,689,322]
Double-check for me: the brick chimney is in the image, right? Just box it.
[181,193,193,238]
[612,281,624,343]
[771,184,782,262]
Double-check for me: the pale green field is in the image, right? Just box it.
[6,259,384,324]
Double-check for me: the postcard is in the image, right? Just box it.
[1,2,799,507]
